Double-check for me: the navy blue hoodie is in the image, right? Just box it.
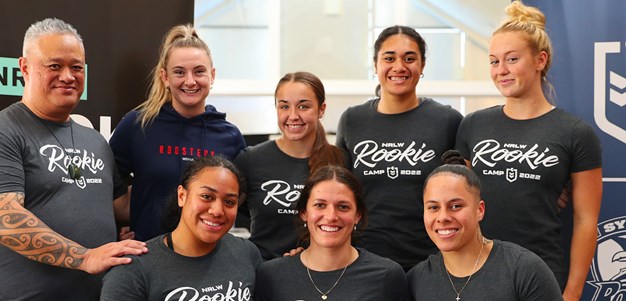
[109,103,245,241]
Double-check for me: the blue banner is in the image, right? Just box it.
[526,1,626,300]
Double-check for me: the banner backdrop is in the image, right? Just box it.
[0,1,194,140]
[525,1,626,300]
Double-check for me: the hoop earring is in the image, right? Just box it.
[420,73,425,78]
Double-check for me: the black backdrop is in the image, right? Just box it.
[0,1,194,137]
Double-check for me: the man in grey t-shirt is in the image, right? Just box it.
[0,18,147,301]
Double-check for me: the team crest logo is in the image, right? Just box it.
[506,168,518,183]
[594,41,626,144]
[387,166,398,179]
[589,216,626,300]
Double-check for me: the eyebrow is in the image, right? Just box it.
[277,99,313,104]
[44,57,85,64]
[382,50,418,56]
[199,185,238,198]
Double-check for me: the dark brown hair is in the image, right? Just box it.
[295,165,367,243]
[275,72,345,173]
[373,26,427,97]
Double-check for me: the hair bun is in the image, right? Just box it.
[441,150,465,166]
[505,0,546,30]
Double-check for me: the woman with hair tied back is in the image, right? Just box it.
[455,1,602,300]
[109,24,245,241]
[234,71,344,260]
[406,150,562,301]
[336,25,463,271]
[255,165,408,301]
[101,156,261,300]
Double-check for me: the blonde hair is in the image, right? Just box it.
[136,24,213,127]
[494,1,555,102]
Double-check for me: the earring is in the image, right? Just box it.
[420,73,425,78]
[304,222,307,228]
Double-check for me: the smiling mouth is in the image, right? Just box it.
[182,88,200,94]
[202,220,222,228]
[436,229,458,236]
[389,76,409,81]
[286,124,304,128]
[320,225,341,232]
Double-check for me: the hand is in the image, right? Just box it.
[80,240,148,274]
[118,226,135,241]
[557,182,572,210]
[283,246,304,257]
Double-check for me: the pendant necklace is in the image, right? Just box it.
[445,237,486,301]
[39,118,82,180]
[304,251,348,300]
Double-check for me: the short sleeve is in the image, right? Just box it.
[100,256,147,301]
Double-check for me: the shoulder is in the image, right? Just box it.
[458,106,502,131]
[221,233,262,260]
[493,240,543,265]
[406,252,439,281]
[551,108,597,133]
[465,105,502,120]
[241,140,275,155]
[420,98,463,121]
[342,99,378,117]
[257,254,298,275]
[72,121,108,143]
[115,110,141,127]
[359,248,403,270]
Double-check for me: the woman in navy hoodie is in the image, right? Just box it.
[109,24,245,242]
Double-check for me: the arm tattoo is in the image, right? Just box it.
[0,192,88,269]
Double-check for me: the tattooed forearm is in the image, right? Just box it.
[0,192,88,269]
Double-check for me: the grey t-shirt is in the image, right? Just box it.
[235,140,308,260]
[101,233,262,300]
[255,248,409,301]
[456,106,602,287]
[406,240,563,301]
[336,97,463,270]
[0,102,126,300]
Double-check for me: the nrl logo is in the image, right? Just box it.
[589,216,626,300]
[387,166,398,179]
[506,167,518,183]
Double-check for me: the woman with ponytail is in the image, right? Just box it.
[234,71,344,260]
[455,1,602,299]
[109,24,245,242]
[407,150,562,301]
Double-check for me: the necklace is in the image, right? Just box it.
[445,238,486,301]
[304,252,349,300]
[39,118,82,180]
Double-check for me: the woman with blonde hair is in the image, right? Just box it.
[456,1,602,299]
[109,24,245,241]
